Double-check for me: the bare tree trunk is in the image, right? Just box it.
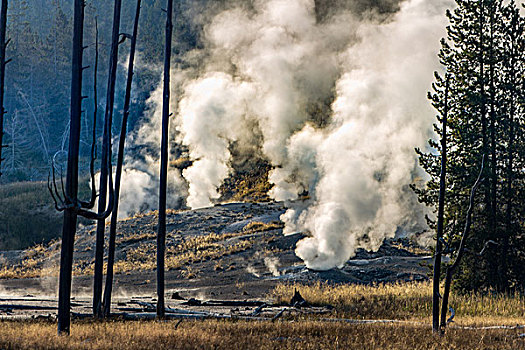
[103,0,142,317]
[93,0,122,318]
[440,157,485,333]
[57,0,84,335]
[432,75,449,333]
[0,0,8,178]
[87,18,99,211]
[157,0,173,319]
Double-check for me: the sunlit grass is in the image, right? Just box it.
[270,281,525,322]
[112,232,254,275]
[0,231,257,279]
[0,319,522,350]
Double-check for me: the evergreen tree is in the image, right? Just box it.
[415,0,525,292]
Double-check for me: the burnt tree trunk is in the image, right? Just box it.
[87,19,99,210]
[103,0,142,317]
[57,0,84,335]
[432,75,449,333]
[0,0,8,177]
[440,158,484,333]
[93,0,122,318]
[157,0,173,319]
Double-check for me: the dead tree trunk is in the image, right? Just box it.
[157,0,173,319]
[439,157,485,334]
[57,0,85,335]
[0,0,8,178]
[93,0,122,318]
[87,19,99,211]
[103,0,142,317]
[50,3,115,336]
[432,75,449,333]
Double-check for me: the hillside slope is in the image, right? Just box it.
[0,201,432,300]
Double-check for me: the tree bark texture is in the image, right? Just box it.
[440,158,484,333]
[58,0,84,335]
[157,0,173,319]
[432,75,449,333]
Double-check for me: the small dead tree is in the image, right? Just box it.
[93,0,123,318]
[157,0,174,318]
[0,0,9,178]
[86,18,99,211]
[103,0,142,317]
[439,156,485,334]
[52,0,114,335]
[432,74,449,333]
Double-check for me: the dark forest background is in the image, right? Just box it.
[0,0,198,182]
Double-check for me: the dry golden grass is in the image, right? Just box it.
[116,231,157,245]
[0,230,255,279]
[270,281,525,322]
[0,243,59,279]
[229,175,273,202]
[243,221,284,232]
[170,157,192,169]
[112,232,254,274]
[0,319,522,350]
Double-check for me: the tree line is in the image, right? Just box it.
[414,0,525,333]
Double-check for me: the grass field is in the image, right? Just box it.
[0,319,523,350]
[270,281,525,322]
[1,281,524,349]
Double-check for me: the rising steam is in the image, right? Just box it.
[128,0,453,270]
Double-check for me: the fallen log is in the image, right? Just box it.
[116,306,209,316]
[251,303,267,316]
[71,311,270,321]
[129,300,156,310]
[182,299,266,307]
[0,304,56,311]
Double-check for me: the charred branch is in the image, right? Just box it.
[77,18,99,211]
[48,154,114,221]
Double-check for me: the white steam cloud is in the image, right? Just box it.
[131,0,454,269]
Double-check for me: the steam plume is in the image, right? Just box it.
[132,0,454,269]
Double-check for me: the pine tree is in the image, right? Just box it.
[498,0,525,290]
[415,0,525,293]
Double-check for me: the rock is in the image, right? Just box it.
[171,292,185,300]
